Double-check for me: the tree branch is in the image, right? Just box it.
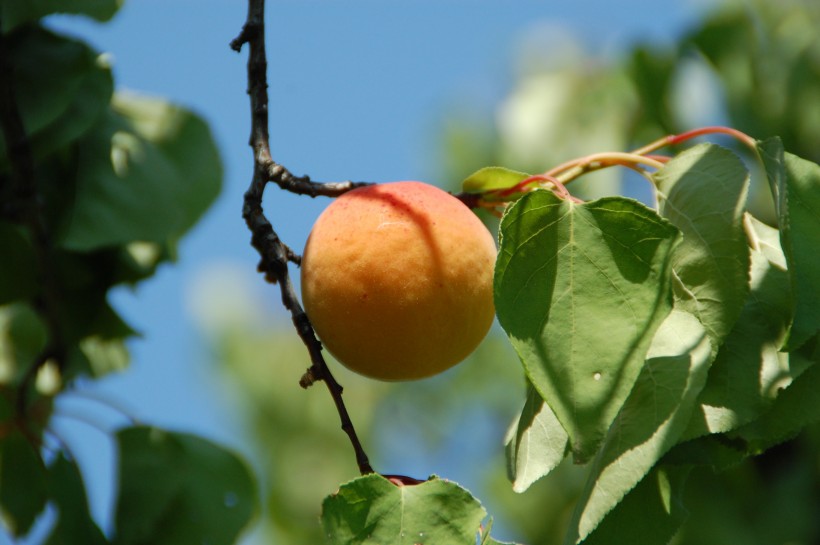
[0,27,66,416]
[232,0,374,476]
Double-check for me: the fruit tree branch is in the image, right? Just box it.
[231,0,374,475]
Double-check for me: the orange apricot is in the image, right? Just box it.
[300,181,497,381]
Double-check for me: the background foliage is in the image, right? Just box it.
[1,1,256,543]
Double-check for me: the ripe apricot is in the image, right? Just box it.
[300,181,497,381]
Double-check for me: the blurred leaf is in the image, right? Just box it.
[45,453,107,545]
[566,309,712,544]
[479,517,523,545]
[114,426,257,545]
[0,26,112,171]
[683,214,795,438]
[0,431,47,536]
[61,92,222,251]
[0,0,122,32]
[757,137,820,350]
[653,144,751,345]
[78,335,129,376]
[0,303,47,385]
[505,383,568,493]
[462,166,530,194]
[0,222,37,305]
[495,191,679,462]
[578,465,691,545]
[628,46,679,137]
[322,474,485,545]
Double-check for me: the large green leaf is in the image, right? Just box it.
[733,352,820,453]
[683,214,798,438]
[505,383,568,493]
[653,143,751,344]
[495,191,680,461]
[566,309,712,544]
[45,453,107,545]
[577,465,691,545]
[60,92,222,251]
[0,0,122,32]
[113,426,257,545]
[322,474,486,545]
[0,431,48,536]
[757,137,820,350]
[0,26,113,171]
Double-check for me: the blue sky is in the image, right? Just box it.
[10,1,705,543]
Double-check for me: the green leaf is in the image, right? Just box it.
[322,474,486,545]
[114,426,258,545]
[495,191,680,462]
[0,431,48,536]
[662,434,748,472]
[0,26,113,170]
[0,223,38,305]
[0,303,48,386]
[462,166,531,193]
[653,143,751,344]
[757,137,820,350]
[45,453,107,545]
[566,309,712,543]
[683,214,797,438]
[733,352,820,453]
[576,465,691,545]
[0,0,122,31]
[505,383,568,493]
[60,92,222,251]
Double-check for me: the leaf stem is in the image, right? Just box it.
[232,0,373,476]
[631,126,757,156]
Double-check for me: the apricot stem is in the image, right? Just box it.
[234,0,373,476]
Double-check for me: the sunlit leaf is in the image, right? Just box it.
[322,474,485,545]
[114,426,257,545]
[653,143,751,344]
[462,166,531,193]
[495,190,679,462]
[757,137,820,350]
[505,383,568,493]
[566,309,712,543]
[61,92,222,251]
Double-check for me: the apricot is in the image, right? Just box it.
[300,181,497,381]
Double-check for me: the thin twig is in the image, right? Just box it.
[232,0,373,475]
[0,26,66,417]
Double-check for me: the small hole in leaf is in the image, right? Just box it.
[593,372,602,381]
[224,491,239,508]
